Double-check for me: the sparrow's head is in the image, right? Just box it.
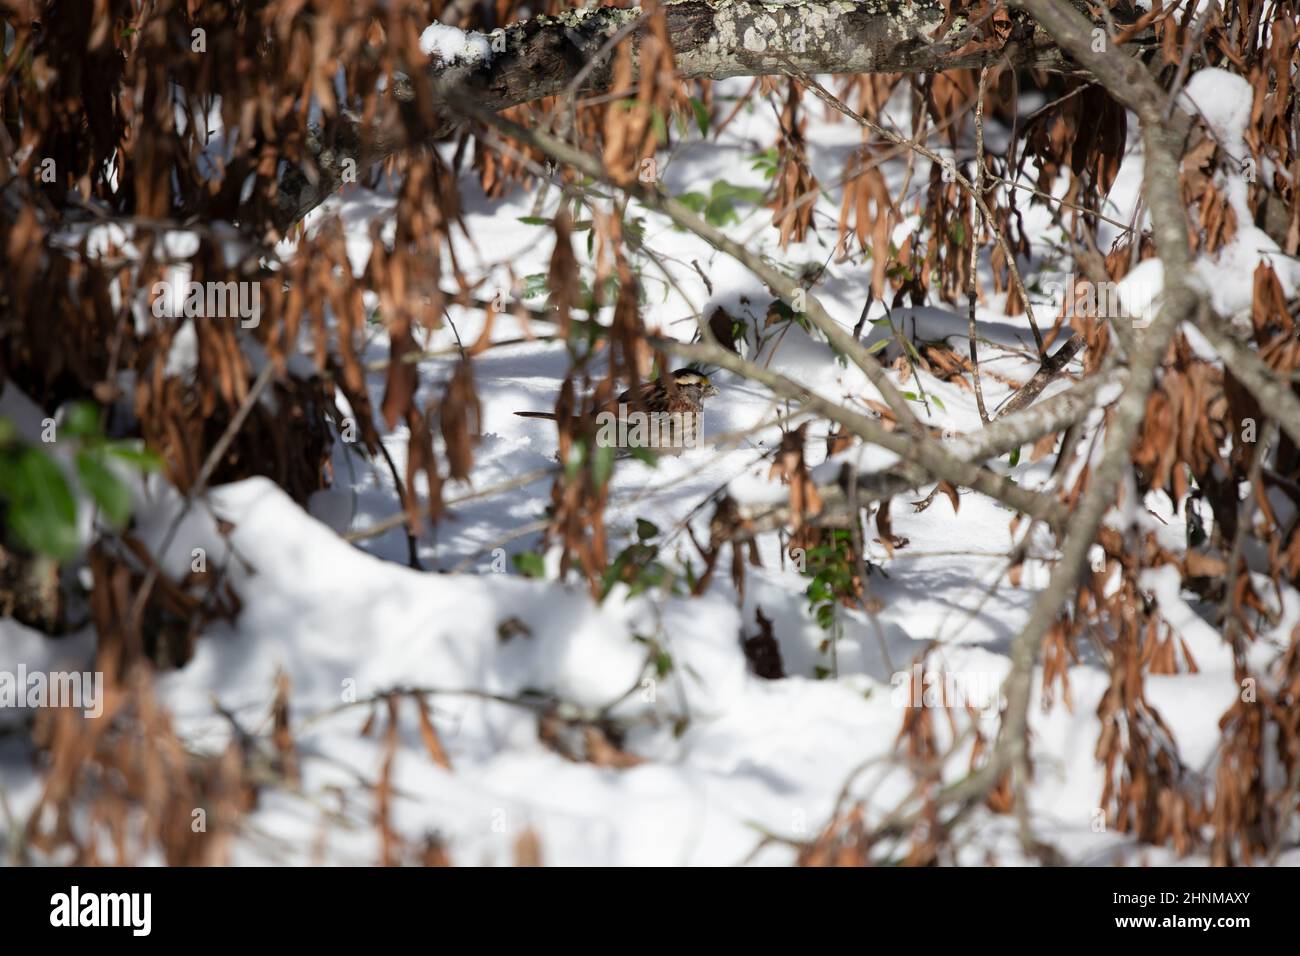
[671,368,720,400]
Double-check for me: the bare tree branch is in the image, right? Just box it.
[994,332,1086,419]
[969,64,994,422]
[992,0,1200,852]
[1197,314,1300,452]
[665,337,1070,530]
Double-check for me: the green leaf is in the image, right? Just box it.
[675,182,763,229]
[655,650,674,677]
[104,441,164,471]
[636,518,660,541]
[520,273,549,299]
[75,448,131,528]
[689,96,710,137]
[0,449,79,559]
[704,197,738,227]
[749,147,779,179]
[592,442,616,487]
[62,401,101,440]
[516,216,550,226]
[711,181,766,204]
[650,105,668,146]
[513,551,546,579]
[675,191,709,214]
[623,216,646,244]
[628,446,659,467]
[930,394,946,412]
[1008,446,1021,467]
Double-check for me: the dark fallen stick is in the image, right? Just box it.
[994,332,1085,420]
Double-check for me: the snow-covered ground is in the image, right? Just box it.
[3,68,1300,866]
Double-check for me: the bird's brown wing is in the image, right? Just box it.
[616,379,670,410]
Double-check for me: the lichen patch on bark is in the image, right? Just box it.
[707,1,855,58]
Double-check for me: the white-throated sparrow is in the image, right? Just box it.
[514,368,719,452]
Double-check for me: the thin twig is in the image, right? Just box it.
[345,465,558,543]
[969,65,993,424]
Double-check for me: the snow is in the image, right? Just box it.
[1180,69,1254,154]
[419,23,492,66]
[138,477,892,864]
[1114,257,1163,329]
[1179,68,1300,313]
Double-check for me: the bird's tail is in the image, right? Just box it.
[514,411,558,420]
